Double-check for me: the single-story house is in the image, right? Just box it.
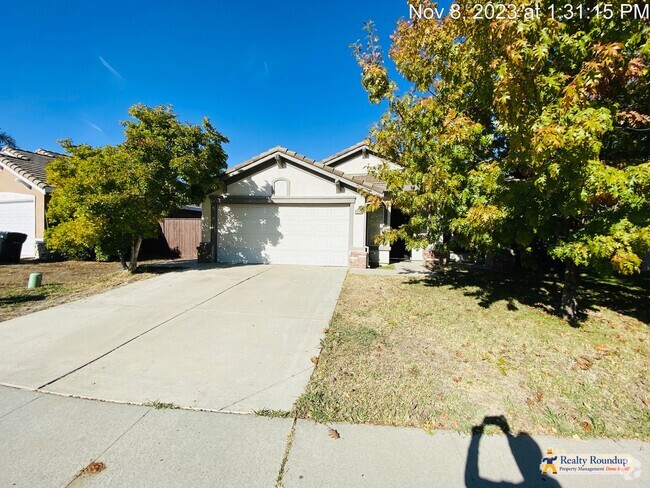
[201,142,423,268]
[0,147,58,258]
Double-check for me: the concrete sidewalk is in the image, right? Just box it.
[1,386,646,487]
[0,386,291,487]
[284,421,648,487]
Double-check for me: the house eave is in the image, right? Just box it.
[212,195,357,205]
[320,141,371,166]
[0,159,49,194]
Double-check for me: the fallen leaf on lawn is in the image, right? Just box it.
[328,428,340,440]
[452,376,461,382]
[310,356,319,365]
[408,368,419,376]
[572,434,581,441]
[580,421,593,433]
[526,390,544,407]
[84,462,106,474]
[575,356,593,371]
[455,350,462,358]
[594,345,609,352]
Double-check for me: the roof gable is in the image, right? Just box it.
[225,146,384,195]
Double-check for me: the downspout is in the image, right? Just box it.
[210,194,218,263]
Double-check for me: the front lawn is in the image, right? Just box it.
[295,266,649,439]
[0,260,176,322]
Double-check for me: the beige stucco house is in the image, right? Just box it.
[202,142,423,268]
[0,147,58,258]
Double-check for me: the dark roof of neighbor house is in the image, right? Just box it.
[225,146,385,194]
[0,147,62,192]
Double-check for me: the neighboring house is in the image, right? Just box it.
[201,142,423,268]
[0,147,58,258]
[0,146,203,261]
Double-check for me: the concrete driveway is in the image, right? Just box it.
[0,265,346,412]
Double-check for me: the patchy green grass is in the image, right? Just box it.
[295,266,649,439]
[0,260,181,322]
[377,264,396,270]
[254,409,293,419]
[275,419,297,488]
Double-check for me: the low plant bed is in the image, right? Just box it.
[295,266,649,439]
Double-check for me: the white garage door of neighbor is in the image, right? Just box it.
[217,203,350,266]
[0,193,36,258]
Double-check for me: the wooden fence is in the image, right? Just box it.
[160,218,201,259]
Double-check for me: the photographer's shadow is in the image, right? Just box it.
[465,416,562,487]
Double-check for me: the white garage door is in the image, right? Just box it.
[217,203,350,266]
[0,193,36,258]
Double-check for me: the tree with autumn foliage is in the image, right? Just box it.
[46,104,228,271]
[355,1,650,321]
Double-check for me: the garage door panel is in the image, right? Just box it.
[217,203,349,266]
[0,194,36,258]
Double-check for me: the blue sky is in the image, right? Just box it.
[1,1,441,166]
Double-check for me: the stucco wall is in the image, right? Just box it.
[201,194,212,243]
[0,166,46,239]
[227,164,337,196]
[349,192,366,249]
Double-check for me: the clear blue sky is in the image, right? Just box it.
[1,1,441,166]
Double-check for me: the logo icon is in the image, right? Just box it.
[539,448,640,478]
[541,448,558,475]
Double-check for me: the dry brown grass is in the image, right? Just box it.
[0,260,173,322]
[295,267,649,439]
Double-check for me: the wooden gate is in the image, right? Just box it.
[160,218,201,259]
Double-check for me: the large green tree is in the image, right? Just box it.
[355,1,650,321]
[46,104,228,271]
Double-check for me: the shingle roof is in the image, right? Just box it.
[0,147,61,192]
[320,140,371,166]
[226,146,385,194]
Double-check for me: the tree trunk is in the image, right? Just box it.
[128,236,142,273]
[119,251,128,270]
[485,250,495,269]
[560,259,579,322]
